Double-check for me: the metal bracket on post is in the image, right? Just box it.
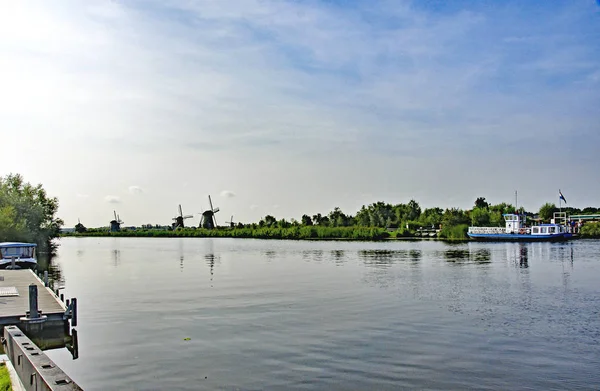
[20,284,47,332]
[64,298,78,327]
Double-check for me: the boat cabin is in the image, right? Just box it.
[503,214,525,233]
[531,224,568,235]
[0,242,38,269]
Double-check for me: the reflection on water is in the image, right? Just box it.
[441,248,491,264]
[359,249,422,267]
[330,250,345,265]
[302,249,323,262]
[506,243,529,268]
[28,325,79,360]
[46,238,600,391]
[178,239,184,271]
[205,253,217,281]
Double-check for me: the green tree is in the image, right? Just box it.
[471,207,491,226]
[538,203,557,222]
[441,208,469,227]
[0,205,30,242]
[406,199,422,221]
[261,215,277,227]
[419,207,443,228]
[0,173,63,252]
[301,214,313,226]
[474,197,489,209]
[328,207,349,227]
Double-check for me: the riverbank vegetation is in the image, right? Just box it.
[65,197,600,241]
[580,222,600,238]
[0,362,11,391]
[0,173,63,253]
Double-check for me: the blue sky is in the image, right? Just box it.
[1,0,599,227]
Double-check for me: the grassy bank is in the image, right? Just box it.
[62,225,473,240]
[0,362,11,391]
[580,222,600,238]
[64,226,394,240]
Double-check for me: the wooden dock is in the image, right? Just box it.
[0,269,67,326]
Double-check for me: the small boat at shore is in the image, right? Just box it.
[0,242,38,269]
[468,212,575,242]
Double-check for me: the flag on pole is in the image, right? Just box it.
[559,190,567,204]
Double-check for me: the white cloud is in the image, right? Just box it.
[128,185,144,194]
[76,193,89,198]
[220,190,235,198]
[104,195,121,204]
[250,205,259,211]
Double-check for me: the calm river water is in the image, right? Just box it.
[45,237,599,390]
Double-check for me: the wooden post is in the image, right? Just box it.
[71,298,78,327]
[29,284,39,319]
[44,271,49,287]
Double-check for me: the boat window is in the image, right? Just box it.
[549,227,556,233]
[541,227,547,234]
[532,227,539,234]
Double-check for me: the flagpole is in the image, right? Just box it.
[559,189,562,214]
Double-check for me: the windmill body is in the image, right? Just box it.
[110,211,123,232]
[200,195,220,229]
[172,204,193,229]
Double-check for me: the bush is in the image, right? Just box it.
[438,224,469,240]
[580,222,600,238]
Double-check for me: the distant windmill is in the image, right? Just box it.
[172,204,194,229]
[199,195,220,229]
[110,211,123,232]
[230,215,234,228]
[75,218,87,233]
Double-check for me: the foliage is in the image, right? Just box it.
[538,203,557,222]
[0,362,11,391]
[65,226,392,240]
[470,207,491,226]
[0,205,29,242]
[441,208,469,227]
[438,224,469,240]
[580,222,600,238]
[0,173,63,252]
[419,207,443,228]
[301,214,313,226]
[474,197,489,209]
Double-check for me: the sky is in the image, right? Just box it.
[1,0,599,227]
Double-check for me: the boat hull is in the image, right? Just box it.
[0,258,37,270]
[467,233,574,242]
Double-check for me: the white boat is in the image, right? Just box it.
[468,212,575,242]
[0,242,38,269]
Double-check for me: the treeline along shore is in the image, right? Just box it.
[67,198,600,240]
[2,172,599,244]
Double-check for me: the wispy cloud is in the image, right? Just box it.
[220,190,236,198]
[104,195,121,204]
[128,185,144,194]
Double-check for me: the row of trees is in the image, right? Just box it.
[253,197,595,231]
[0,174,64,252]
[73,195,600,240]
